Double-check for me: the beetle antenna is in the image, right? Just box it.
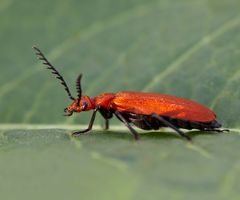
[33,46,75,100]
[76,74,82,106]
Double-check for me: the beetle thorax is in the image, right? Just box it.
[94,93,115,109]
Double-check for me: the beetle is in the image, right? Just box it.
[33,46,227,141]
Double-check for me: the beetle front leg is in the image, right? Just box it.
[72,107,99,136]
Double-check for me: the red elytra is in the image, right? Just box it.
[33,46,226,141]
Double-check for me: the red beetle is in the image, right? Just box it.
[33,46,227,141]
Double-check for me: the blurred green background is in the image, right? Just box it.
[0,0,240,199]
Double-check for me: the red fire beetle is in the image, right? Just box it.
[33,46,227,141]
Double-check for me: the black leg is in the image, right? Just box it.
[99,108,113,130]
[151,114,192,141]
[72,107,99,136]
[114,110,140,140]
[104,119,109,130]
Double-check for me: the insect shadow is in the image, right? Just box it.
[70,129,218,141]
[74,129,227,141]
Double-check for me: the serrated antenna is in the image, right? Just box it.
[33,46,75,100]
[76,74,82,106]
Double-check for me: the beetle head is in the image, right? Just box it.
[64,96,94,116]
[63,74,95,116]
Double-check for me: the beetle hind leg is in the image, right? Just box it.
[151,114,192,141]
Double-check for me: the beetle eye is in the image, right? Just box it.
[82,102,88,111]
[64,108,68,113]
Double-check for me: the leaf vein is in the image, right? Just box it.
[142,14,240,91]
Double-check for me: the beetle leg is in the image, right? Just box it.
[151,114,192,141]
[114,110,140,140]
[99,108,112,130]
[72,107,99,136]
[104,119,109,130]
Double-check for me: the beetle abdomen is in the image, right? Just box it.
[120,112,221,131]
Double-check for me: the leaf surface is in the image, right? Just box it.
[0,0,240,199]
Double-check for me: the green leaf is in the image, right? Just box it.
[1,0,240,199]
[0,128,240,200]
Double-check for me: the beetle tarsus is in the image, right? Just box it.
[72,129,90,136]
[114,110,140,140]
[151,114,192,141]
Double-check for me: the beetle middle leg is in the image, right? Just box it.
[104,119,109,130]
[99,108,113,130]
[114,110,140,140]
[151,114,192,141]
